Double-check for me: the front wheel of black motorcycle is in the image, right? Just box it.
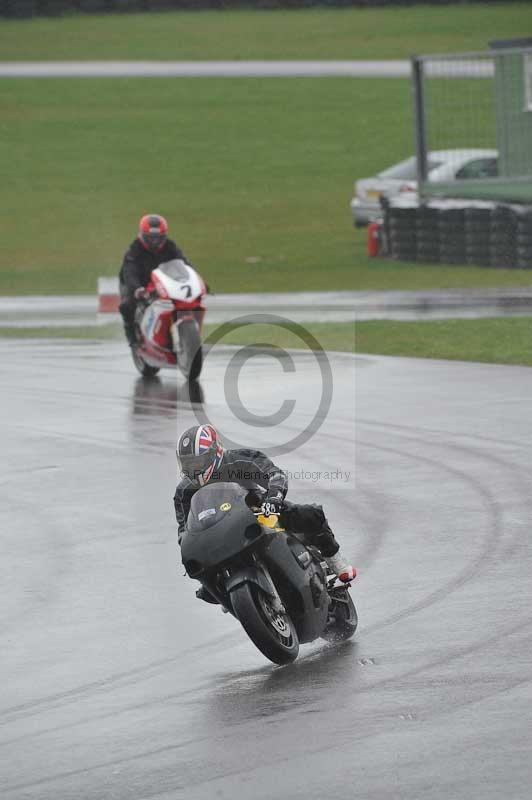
[231,583,299,665]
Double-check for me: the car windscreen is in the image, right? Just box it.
[158,259,189,281]
[455,158,498,180]
[378,157,442,180]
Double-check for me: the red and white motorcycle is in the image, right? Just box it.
[132,259,207,381]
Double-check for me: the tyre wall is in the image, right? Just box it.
[384,202,532,269]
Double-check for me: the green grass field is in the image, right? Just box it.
[1,3,531,297]
[0,4,529,61]
[2,317,532,367]
[353,317,532,366]
[3,76,532,296]
[0,325,121,339]
[204,317,532,366]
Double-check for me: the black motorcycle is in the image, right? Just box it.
[180,482,358,665]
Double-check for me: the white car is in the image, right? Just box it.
[350,148,498,226]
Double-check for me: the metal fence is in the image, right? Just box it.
[411,43,532,204]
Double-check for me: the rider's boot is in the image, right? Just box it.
[123,320,138,349]
[196,586,219,605]
[325,551,357,583]
[119,299,139,349]
[127,327,142,352]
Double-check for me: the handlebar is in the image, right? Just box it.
[135,288,158,304]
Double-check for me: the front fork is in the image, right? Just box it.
[170,314,199,354]
[170,316,192,354]
[253,556,286,614]
[170,320,181,354]
[224,558,286,615]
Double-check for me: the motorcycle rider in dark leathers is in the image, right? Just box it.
[174,424,356,603]
[118,214,193,348]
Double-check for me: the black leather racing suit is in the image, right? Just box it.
[118,238,188,345]
[173,448,340,557]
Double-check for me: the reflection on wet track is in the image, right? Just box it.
[1,339,532,799]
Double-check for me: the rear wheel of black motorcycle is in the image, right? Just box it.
[231,583,299,665]
[321,590,358,643]
[177,319,202,381]
[131,347,160,378]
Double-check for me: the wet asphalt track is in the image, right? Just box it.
[1,338,532,799]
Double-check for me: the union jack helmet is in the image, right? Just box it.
[177,424,224,486]
[138,213,168,252]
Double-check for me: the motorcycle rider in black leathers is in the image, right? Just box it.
[174,424,356,603]
[118,214,192,348]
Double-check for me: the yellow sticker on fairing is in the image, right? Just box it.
[220,503,231,512]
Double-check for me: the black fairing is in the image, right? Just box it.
[261,533,329,643]
[181,482,263,577]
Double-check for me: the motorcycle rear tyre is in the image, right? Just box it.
[231,582,299,665]
[321,590,358,643]
[131,347,160,378]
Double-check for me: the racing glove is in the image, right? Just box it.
[134,286,149,300]
[261,494,284,517]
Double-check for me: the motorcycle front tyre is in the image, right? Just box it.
[177,319,202,381]
[231,582,299,665]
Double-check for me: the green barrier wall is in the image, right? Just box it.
[494,49,532,179]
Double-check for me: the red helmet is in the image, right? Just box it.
[138,214,168,252]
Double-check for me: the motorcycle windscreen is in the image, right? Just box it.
[187,482,249,532]
[154,259,204,302]
[157,259,190,282]
[181,482,263,576]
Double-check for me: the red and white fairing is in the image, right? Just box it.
[151,261,206,307]
[136,259,206,369]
